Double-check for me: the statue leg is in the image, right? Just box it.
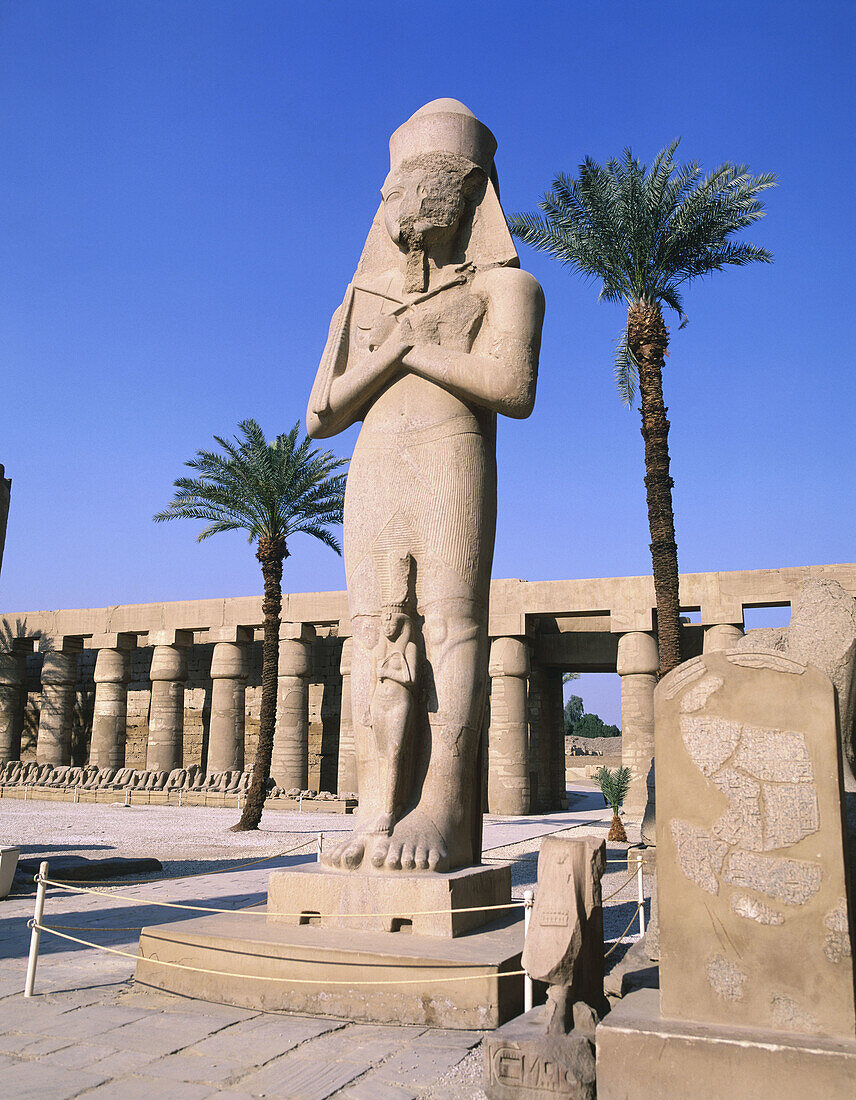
[371,679,413,834]
[322,613,388,869]
[369,598,486,872]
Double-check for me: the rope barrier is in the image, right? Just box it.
[601,872,639,902]
[603,902,643,958]
[39,876,524,919]
[33,924,526,986]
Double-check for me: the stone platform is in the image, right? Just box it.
[596,988,856,1099]
[267,862,511,937]
[136,907,525,1029]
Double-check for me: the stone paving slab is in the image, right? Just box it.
[338,1081,418,1100]
[238,1051,375,1098]
[0,1056,111,1098]
[0,795,626,1097]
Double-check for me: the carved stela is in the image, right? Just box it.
[307,99,544,873]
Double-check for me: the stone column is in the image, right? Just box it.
[208,639,248,773]
[36,645,81,765]
[617,631,659,820]
[527,659,565,812]
[272,623,315,790]
[703,623,744,653]
[0,650,25,763]
[90,637,134,769]
[336,637,357,795]
[487,636,530,815]
[146,631,192,772]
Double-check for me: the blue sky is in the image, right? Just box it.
[1,1,853,723]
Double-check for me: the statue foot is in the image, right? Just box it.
[321,813,392,870]
[369,808,449,872]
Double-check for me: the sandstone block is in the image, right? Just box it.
[654,650,855,1039]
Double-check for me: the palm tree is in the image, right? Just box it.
[154,419,346,831]
[595,765,633,843]
[509,144,776,675]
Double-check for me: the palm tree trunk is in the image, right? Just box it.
[607,811,627,843]
[231,536,286,831]
[628,301,682,676]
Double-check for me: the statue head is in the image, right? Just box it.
[355,99,518,285]
[382,152,486,292]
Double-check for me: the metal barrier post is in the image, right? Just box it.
[299,793,303,813]
[317,833,323,861]
[124,787,130,807]
[523,888,534,1012]
[24,861,49,997]
[636,855,646,937]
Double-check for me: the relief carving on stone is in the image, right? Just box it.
[670,665,823,924]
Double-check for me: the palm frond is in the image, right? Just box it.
[595,765,633,813]
[510,144,776,395]
[613,327,639,407]
[154,419,347,556]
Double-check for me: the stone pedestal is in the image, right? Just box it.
[336,637,356,795]
[596,988,856,1100]
[146,640,188,772]
[90,647,130,769]
[488,636,530,815]
[137,861,523,1029]
[36,651,78,765]
[272,623,314,790]
[0,651,24,763]
[617,632,658,820]
[208,641,247,773]
[268,862,511,937]
[485,1006,596,1100]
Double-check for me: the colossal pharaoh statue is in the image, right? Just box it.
[307,99,544,874]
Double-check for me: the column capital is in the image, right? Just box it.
[94,647,129,684]
[488,635,530,679]
[339,636,353,676]
[40,650,79,683]
[210,640,248,680]
[703,623,745,653]
[616,631,659,676]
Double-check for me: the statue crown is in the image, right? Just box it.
[389,99,497,175]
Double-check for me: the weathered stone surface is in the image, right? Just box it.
[484,1006,596,1100]
[488,636,530,815]
[267,862,511,937]
[307,98,544,874]
[136,909,524,1028]
[654,650,856,1039]
[596,987,856,1100]
[737,579,856,787]
[616,631,657,819]
[522,837,608,1025]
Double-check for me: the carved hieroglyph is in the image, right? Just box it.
[655,651,856,1039]
[306,100,544,873]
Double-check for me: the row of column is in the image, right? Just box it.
[2,621,746,812]
[0,633,290,778]
[485,623,745,819]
